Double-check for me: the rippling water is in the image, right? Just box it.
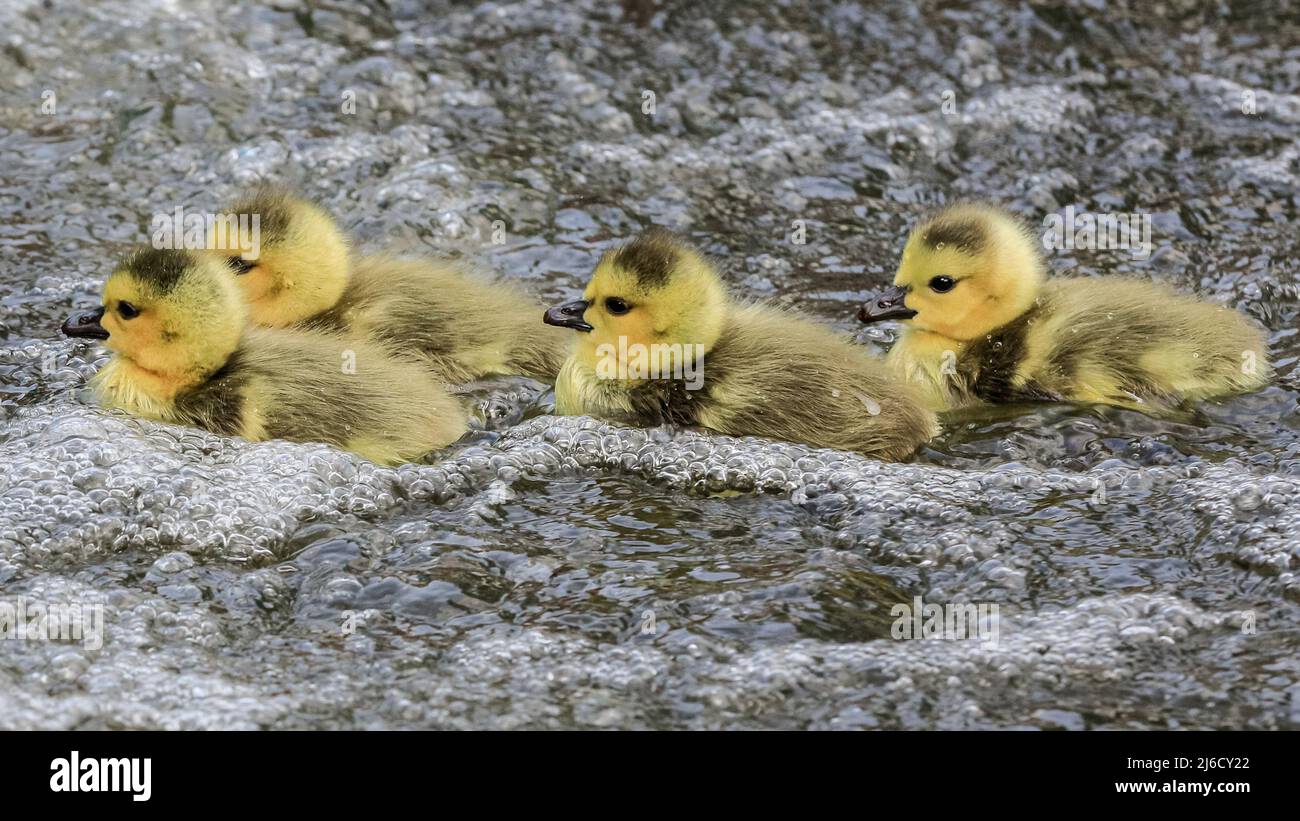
[1,0,1298,729]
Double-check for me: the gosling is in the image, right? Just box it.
[213,186,570,383]
[544,228,938,460]
[61,247,467,465]
[858,202,1272,412]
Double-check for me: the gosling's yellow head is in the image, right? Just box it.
[859,203,1046,341]
[544,228,727,370]
[212,186,350,327]
[62,247,245,387]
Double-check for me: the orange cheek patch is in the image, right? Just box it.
[617,310,659,348]
[905,291,932,316]
[906,286,987,341]
[236,266,274,301]
[589,310,659,361]
[905,292,945,332]
[101,313,124,353]
[103,312,165,361]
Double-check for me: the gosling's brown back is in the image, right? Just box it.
[933,278,1273,409]
[1030,278,1271,405]
[696,304,939,460]
[304,255,570,383]
[172,327,466,464]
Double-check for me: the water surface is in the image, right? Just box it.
[0,0,1297,729]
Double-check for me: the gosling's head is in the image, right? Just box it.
[62,247,245,387]
[859,203,1046,341]
[212,186,350,327]
[544,228,727,367]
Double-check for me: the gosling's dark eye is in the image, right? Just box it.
[928,275,956,293]
[117,301,140,320]
[604,297,630,315]
[227,256,255,275]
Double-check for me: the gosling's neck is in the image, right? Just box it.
[972,223,1048,337]
[247,267,350,327]
[246,225,353,327]
[92,351,227,420]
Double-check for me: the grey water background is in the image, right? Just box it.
[1,0,1298,729]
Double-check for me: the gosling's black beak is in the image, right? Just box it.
[544,299,593,332]
[61,306,109,340]
[857,285,917,324]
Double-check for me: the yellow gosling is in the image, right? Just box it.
[545,228,939,461]
[213,186,570,383]
[859,202,1272,412]
[62,247,467,465]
